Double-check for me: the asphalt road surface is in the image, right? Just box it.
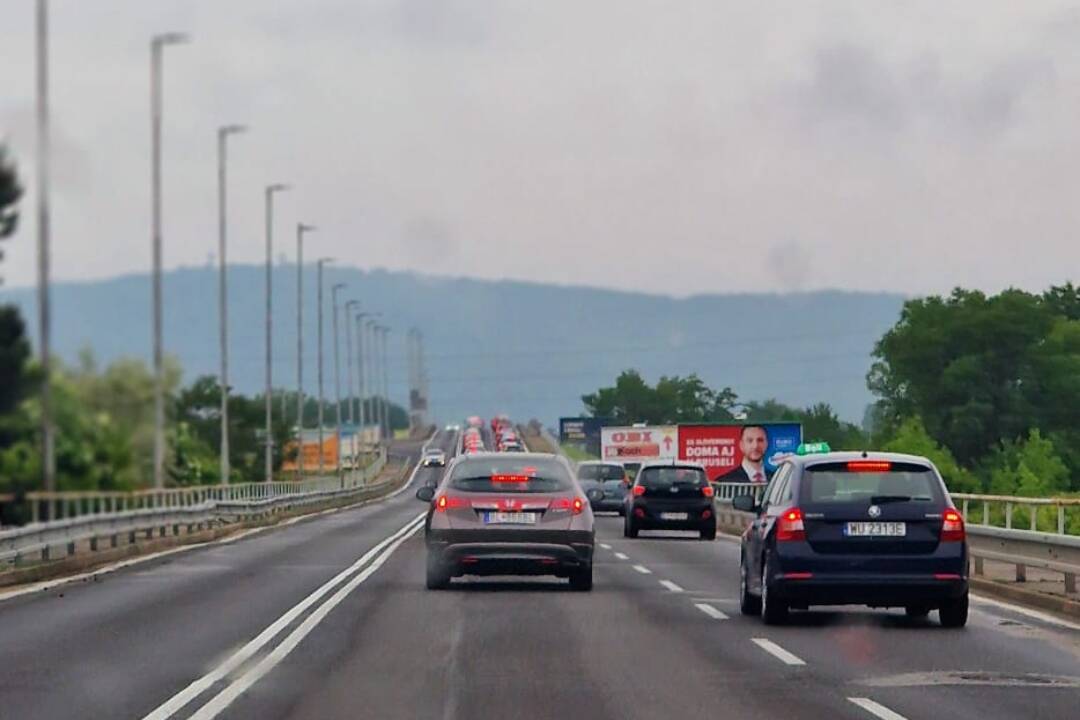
[0,429,1078,720]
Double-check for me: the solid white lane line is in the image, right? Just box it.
[659,580,684,593]
[614,552,629,560]
[141,513,426,720]
[971,594,1080,632]
[848,698,909,720]
[694,603,729,620]
[632,564,652,574]
[751,638,806,666]
[187,519,424,720]
[599,543,612,550]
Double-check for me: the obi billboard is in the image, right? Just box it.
[678,423,802,483]
[601,426,678,461]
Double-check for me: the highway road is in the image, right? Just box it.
[0,429,1078,719]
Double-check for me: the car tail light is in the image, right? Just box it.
[435,495,468,512]
[491,474,530,483]
[701,485,715,498]
[941,508,965,542]
[633,507,645,518]
[702,508,713,520]
[776,507,806,542]
[846,461,892,472]
[550,497,585,515]
[632,485,646,496]
[783,572,813,580]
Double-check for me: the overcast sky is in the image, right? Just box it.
[2,0,1079,297]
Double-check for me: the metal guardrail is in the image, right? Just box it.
[952,492,1080,535]
[8,447,386,525]
[0,447,391,569]
[712,483,1079,596]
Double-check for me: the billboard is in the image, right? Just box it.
[559,417,610,456]
[678,423,802,483]
[601,426,678,462]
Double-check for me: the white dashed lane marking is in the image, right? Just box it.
[751,638,806,666]
[848,698,909,720]
[659,580,684,593]
[632,565,652,575]
[614,552,629,560]
[599,543,612,550]
[694,603,729,620]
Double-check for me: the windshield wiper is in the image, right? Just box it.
[870,495,912,504]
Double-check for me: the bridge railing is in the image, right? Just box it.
[0,447,391,568]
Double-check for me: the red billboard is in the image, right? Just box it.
[678,423,803,483]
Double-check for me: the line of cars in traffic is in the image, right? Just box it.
[416,424,969,627]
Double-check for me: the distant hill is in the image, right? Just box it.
[0,266,905,425]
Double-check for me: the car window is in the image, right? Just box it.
[638,467,707,488]
[449,457,572,494]
[761,464,790,508]
[800,462,944,505]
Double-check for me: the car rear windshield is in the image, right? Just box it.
[449,457,572,493]
[638,467,707,488]
[578,464,625,481]
[801,462,944,504]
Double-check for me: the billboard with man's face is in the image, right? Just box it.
[678,423,802,483]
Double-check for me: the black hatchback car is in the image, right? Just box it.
[624,461,715,540]
[734,451,969,627]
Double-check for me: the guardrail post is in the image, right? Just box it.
[962,499,969,521]
[1005,503,1013,529]
[973,557,984,575]
[1015,563,1026,582]
[982,502,989,526]
[90,537,98,551]
[1066,572,1077,594]
[1059,506,1066,535]
[1030,507,1038,532]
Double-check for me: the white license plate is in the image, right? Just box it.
[844,522,906,537]
[660,512,689,521]
[484,512,538,525]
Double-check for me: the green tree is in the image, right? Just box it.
[881,416,979,493]
[868,287,1068,466]
[0,146,21,249]
[582,370,738,424]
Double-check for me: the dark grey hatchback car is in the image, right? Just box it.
[734,451,969,627]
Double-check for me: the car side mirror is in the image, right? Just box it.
[732,494,757,513]
[415,486,436,503]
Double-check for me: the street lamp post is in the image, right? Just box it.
[380,326,391,441]
[366,319,378,442]
[352,311,373,444]
[344,300,360,470]
[150,30,189,490]
[331,283,346,477]
[217,124,247,486]
[35,0,55,498]
[295,223,316,480]
[264,183,289,482]
[315,257,333,474]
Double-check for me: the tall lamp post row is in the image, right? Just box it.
[32,5,395,492]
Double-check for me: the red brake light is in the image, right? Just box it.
[550,497,585,515]
[632,485,646,496]
[941,508,965,542]
[776,507,806,542]
[491,474,530,483]
[846,461,892,472]
[701,485,715,498]
[435,495,467,512]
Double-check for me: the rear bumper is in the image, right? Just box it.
[427,530,594,576]
[772,573,968,607]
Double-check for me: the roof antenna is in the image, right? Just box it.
[862,450,869,458]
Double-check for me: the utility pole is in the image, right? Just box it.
[263,183,289,482]
[217,124,246,485]
[295,224,316,479]
[380,326,391,441]
[331,283,346,476]
[315,258,333,474]
[150,31,189,489]
[35,0,55,498]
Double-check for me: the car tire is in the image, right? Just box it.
[700,525,716,541]
[617,507,625,517]
[627,519,639,539]
[740,554,762,616]
[569,564,593,592]
[939,592,969,628]
[905,605,931,620]
[425,554,451,590]
[760,552,788,625]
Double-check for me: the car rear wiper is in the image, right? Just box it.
[870,495,912,504]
